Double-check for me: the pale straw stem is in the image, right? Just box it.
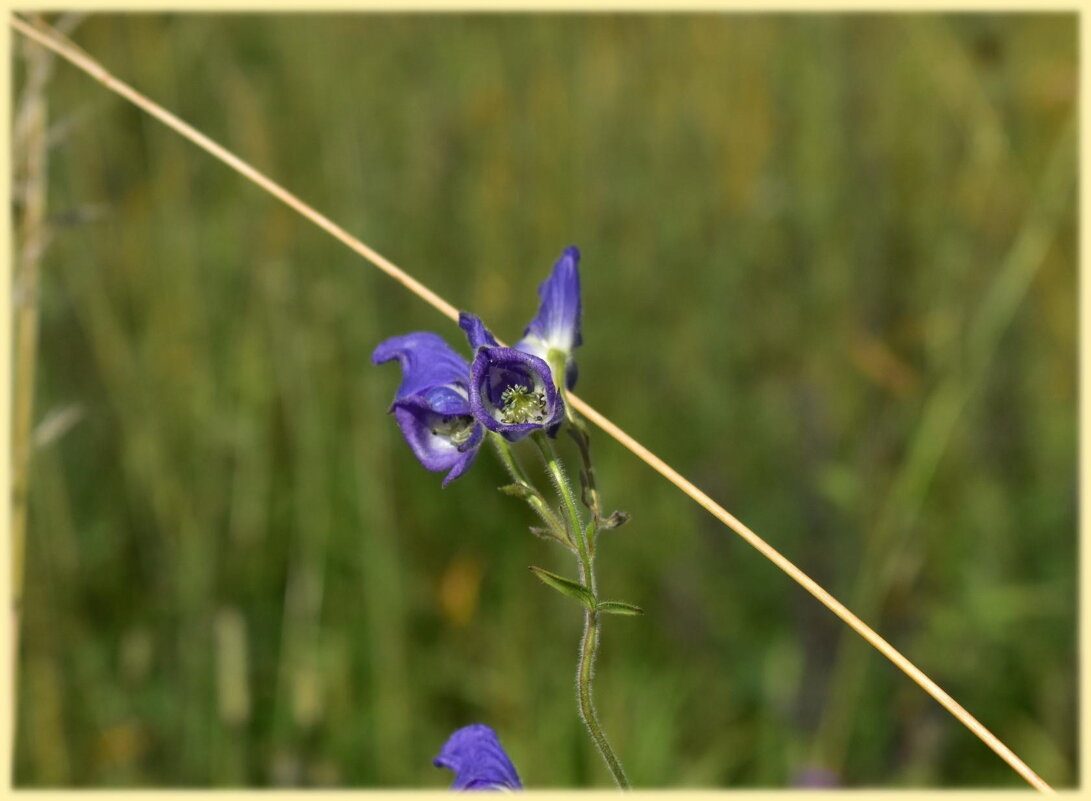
[8,14,1054,793]
[10,18,55,783]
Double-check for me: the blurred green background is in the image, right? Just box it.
[12,12,1076,788]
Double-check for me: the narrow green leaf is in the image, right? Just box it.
[526,496,563,527]
[528,566,596,610]
[498,483,532,499]
[597,600,644,616]
[528,526,568,545]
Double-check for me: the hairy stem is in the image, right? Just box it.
[490,434,567,541]
[535,433,629,789]
[535,435,588,566]
[577,606,629,789]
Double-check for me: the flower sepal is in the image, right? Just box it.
[515,246,582,390]
[372,332,484,486]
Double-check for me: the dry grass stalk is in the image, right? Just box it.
[10,16,54,789]
[7,13,1057,793]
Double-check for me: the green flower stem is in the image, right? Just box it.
[489,431,532,485]
[546,349,603,522]
[490,434,567,541]
[578,606,630,788]
[534,435,589,566]
[534,433,630,790]
[567,420,603,523]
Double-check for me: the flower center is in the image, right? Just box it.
[498,384,547,424]
[430,414,476,446]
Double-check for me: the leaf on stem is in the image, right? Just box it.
[528,566,596,610]
[528,526,569,546]
[498,483,533,500]
[596,600,644,616]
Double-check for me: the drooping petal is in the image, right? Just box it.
[459,312,500,350]
[440,425,483,488]
[391,391,483,486]
[515,247,582,387]
[372,332,471,401]
[469,347,564,442]
[434,724,522,791]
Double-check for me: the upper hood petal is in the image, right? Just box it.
[433,724,522,791]
[372,332,471,401]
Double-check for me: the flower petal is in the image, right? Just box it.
[434,724,522,791]
[420,385,472,416]
[517,246,581,359]
[469,347,564,441]
[372,332,471,401]
[459,312,500,350]
[441,424,484,488]
[391,392,482,485]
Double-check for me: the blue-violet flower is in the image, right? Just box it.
[515,245,582,390]
[434,724,522,791]
[371,332,483,486]
[460,313,565,442]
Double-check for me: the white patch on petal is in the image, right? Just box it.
[515,335,550,362]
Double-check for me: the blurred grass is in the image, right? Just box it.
[12,13,1076,788]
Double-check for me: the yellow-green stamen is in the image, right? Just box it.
[430,414,475,445]
[499,384,547,425]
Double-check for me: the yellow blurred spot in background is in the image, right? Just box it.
[439,551,485,628]
[95,722,145,769]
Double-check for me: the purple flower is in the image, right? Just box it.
[460,314,565,442]
[461,312,500,350]
[372,332,483,486]
[434,724,522,791]
[515,246,582,390]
